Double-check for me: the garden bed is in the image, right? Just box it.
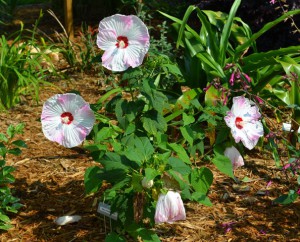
[0,1,300,241]
[0,75,299,241]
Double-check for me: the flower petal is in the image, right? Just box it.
[224,146,244,169]
[232,120,264,150]
[155,191,186,224]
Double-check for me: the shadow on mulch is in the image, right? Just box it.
[6,176,106,242]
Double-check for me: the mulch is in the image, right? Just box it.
[0,73,299,242]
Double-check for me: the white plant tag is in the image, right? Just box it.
[97,202,118,220]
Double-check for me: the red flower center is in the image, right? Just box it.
[116,36,128,49]
[235,117,244,129]
[61,112,74,125]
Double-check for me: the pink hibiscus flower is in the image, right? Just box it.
[224,146,244,169]
[155,191,186,224]
[96,14,150,72]
[41,93,95,148]
[224,96,264,150]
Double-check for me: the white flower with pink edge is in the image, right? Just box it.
[96,14,150,72]
[224,146,244,169]
[41,93,95,148]
[155,191,186,224]
[224,96,264,150]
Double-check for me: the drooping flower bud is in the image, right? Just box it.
[224,146,244,169]
[154,191,186,224]
[141,177,153,189]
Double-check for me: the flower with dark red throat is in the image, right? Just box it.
[96,14,150,72]
[224,96,264,150]
[41,93,95,148]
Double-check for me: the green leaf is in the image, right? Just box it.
[273,190,298,205]
[101,152,134,171]
[6,125,15,139]
[135,227,161,242]
[166,170,188,190]
[167,157,191,176]
[0,134,8,143]
[7,148,21,156]
[145,168,160,181]
[191,192,212,206]
[182,113,195,126]
[0,144,7,159]
[11,140,27,148]
[195,52,225,78]
[105,232,126,242]
[95,127,117,143]
[142,110,167,135]
[175,88,202,110]
[180,126,194,146]
[0,214,10,223]
[234,9,300,58]
[190,167,213,194]
[131,173,143,192]
[124,137,154,165]
[84,166,103,194]
[168,143,191,164]
[219,0,241,66]
[141,79,168,113]
[212,154,234,178]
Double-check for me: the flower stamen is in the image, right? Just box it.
[116,36,128,49]
[235,117,244,129]
[61,112,74,125]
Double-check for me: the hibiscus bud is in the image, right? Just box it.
[154,191,186,224]
[229,72,235,86]
[141,177,153,189]
[224,146,244,169]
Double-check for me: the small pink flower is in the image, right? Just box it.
[155,191,186,224]
[224,146,244,169]
[41,93,95,148]
[96,14,150,72]
[224,96,264,150]
[270,0,275,4]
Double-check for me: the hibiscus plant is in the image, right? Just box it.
[38,1,300,240]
